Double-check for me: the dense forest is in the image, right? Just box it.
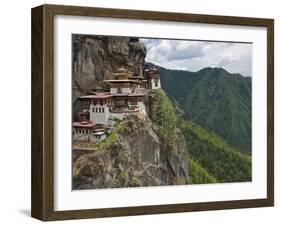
[152,64,252,154]
[180,120,251,183]
[149,89,252,184]
[188,159,217,184]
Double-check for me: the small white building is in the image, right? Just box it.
[73,121,97,143]
[92,131,107,141]
[146,68,161,90]
[73,121,107,143]
[80,93,113,125]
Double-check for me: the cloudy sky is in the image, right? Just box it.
[140,38,252,77]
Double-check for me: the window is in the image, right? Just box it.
[155,80,158,87]
[92,108,95,112]
[102,108,104,113]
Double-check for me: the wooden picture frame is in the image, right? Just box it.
[31,4,274,221]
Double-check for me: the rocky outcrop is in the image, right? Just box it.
[72,35,147,100]
[73,115,188,189]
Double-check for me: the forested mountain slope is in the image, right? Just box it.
[180,120,251,183]
[153,64,252,153]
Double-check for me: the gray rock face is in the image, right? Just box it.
[165,129,189,184]
[72,35,147,101]
[73,115,188,189]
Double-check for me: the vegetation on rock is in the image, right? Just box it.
[153,89,178,152]
[95,120,122,152]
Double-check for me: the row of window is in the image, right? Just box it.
[83,101,108,105]
[74,128,91,134]
[92,107,105,113]
[73,129,104,139]
[83,102,115,108]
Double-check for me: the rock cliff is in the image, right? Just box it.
[72,35,147,101]
[73,114,188,189]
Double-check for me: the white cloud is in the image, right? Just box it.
[141,38,252,77]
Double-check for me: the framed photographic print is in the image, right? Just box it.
[31,4,274,221]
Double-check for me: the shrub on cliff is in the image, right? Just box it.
[153,89,178,151]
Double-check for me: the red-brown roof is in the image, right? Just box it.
[104,79,141,83]
[128,76,145,80]
[79,93,112,99]
[73,121,96,128]
[79,92,144,99]
[112,93,129,97]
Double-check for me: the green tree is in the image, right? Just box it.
[154,89,177,151]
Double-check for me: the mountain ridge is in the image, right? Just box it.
[146,62,252,153]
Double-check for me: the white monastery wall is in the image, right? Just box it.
[110,87,117,94]
[121,87,131,93]
[151,78,161,89]
[89,104,110,124]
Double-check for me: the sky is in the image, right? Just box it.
[140,38,252,77]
